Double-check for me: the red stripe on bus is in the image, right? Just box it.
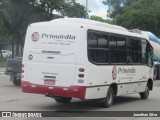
[22,81,86,99]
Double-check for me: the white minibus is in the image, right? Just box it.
[22,18,153,107]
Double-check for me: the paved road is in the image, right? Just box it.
[0,75,160,120]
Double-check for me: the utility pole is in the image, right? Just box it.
[85,0,88,19]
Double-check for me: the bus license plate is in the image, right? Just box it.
[44,80,55,85]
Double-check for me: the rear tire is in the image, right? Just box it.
[55,97,72,103]
[102,87,114,108]
[13,78,21,86]
[139,85,149,99]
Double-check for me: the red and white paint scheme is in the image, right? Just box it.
[22,18,153,107]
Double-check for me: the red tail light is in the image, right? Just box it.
[21,64,24,79]
[22,64,24,73]
[22,64,24,68]
[78,68,85,83]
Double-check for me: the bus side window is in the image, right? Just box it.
[141,39,153,67]
[141,40,147,64]
[110,36,126,63]
[126,39,133,64]
[133,39,141,63]
[88,33,97,48]
[147,43,153,67]
[88,31,109,64]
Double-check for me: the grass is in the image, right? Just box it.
[0,58,7,68]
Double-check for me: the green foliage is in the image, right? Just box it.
[90,15,115,24]
[103,0,139,18]
[103,0,160,36]
[90,15,104,22]
[0,0,46,56]
[33,0,66,20]
[31,0,85,20]
[0,19,10,44]
[61,3,86,18]
[116,0,160,36]
[0,0,86,56]
[0,58,7,67]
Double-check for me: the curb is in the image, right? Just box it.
[0,72,5,75]
[0,68,5,75]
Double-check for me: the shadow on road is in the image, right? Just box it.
[35,95,140,111]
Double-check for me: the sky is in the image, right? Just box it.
[76,0,108,19]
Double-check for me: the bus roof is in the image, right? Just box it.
[31,18,144,39]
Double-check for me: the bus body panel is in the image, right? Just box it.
[24,62,76,87]
[22,23,83,88]
[22,18,153,101]
[84,64,151,97]
[85,86,109,99]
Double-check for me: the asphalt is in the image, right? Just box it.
[153,79,160,86]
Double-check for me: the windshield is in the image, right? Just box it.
[146,32,160,45]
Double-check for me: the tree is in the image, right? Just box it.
[103,0,139,19]
[90,15,115,24]
[0,0,45,57]
[90,15,104,22]
[31,0,81,20]
[116,0,160,36]
[0,19,10,58]
[0,19,10,44]
[103,0,160,36]
[0,0,86,58]
[61,3,86,18]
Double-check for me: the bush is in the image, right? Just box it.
[0,58,7,68]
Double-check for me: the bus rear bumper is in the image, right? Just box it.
[22,81,86,99]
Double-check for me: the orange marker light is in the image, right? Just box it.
[79,68,85,72]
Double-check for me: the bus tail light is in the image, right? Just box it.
[79,68,85,72]
[78,74,84,78]
[78,68,85,83]
[21,64,24,79]
[22,64,24,73]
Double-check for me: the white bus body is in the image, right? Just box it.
[130,30,160,61]
[129,29,160,80]
[141,31,160,80]
[22,18,153,107]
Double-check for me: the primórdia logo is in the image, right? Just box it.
[31,32,40,42]
[112,66,117,80]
